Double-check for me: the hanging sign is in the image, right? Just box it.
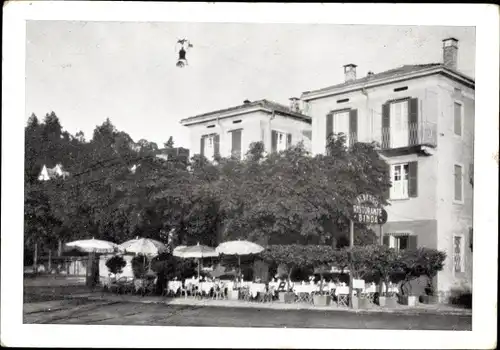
[351,193,388,225]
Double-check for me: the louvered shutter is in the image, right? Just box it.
[287,133,292,149]
[408,161,418,198]
[231,130,242,159]
[382,103,390,149]
[409,98,419,146]
[349,109,358,146]
[326,113,333,141]
[214,134,220,158]
[408,235,418,250]
[200,136,205,157]
[384,163,392,200]
[271,130,278,153]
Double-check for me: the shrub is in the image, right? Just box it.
[105,255,126,277]
[367,245,400,296]
[398,248,446,296]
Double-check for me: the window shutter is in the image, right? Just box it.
[454,165,463,201]
[383,235,389,247]
[408,161,418,197]
[231,130,242,159]
[408,235,418,250]
[326,113,333,141]
[409,98,419,146]
[349,109,358,145]
[271,130,278,153]
[454,102,462,136]
[214,134,220,158]
[200,136,205,157]
[382,103,390,148]
[286,133,292,149]
[469,227,473,252]
[384,163,392,200]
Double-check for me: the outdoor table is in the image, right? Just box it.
[294,284,320,294]
[199,282,215,295]
[168,281,182,294]
[249,283,266,298]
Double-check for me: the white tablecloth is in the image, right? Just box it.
[294,285,320,294]
[249,283,267,298]
[199,282,215,294]
[168,281,182,293]
[335,286,350,296]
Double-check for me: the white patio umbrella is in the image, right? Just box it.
[64,237,121,287]
[177,243,219,278]
[216,240,264,283]
[172,245,188,258]
[119,237,168,257]
[119,237,168,273]
[65,237,121,254]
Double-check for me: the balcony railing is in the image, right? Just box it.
[379,122,437,150]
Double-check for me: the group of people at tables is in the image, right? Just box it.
[163,275,399,302]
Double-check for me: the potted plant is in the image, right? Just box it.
[347,246,372,309]
[398,248,427,307]
[310,245,337,306]
[418,248,446,304]
[105,255,126,281]
[261,244,307,304]
[370,245,400,307]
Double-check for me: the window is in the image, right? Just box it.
[454,164,463,202]
[454,102,463,136]
[390,100,409,148]
[390,163,409,199]
[272,130,291,153]
[453,235,464,273]
[230,129,242,159]
[389,162,418,200]
[200,134,219,160]
[384,234,417,252]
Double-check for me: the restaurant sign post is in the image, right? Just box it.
[348,193,388,308]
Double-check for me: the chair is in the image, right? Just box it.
[277,282,287,292]
[180,283,191,299]
[240,286,252,301]
[213,283,226,300]
[337,292,349,307]
[296,292,311,303]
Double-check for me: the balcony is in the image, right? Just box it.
[377,122,437,156]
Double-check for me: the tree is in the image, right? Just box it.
[105,255,127,277]
[418,248,446,296]
[164,136,174,148]
[367,245,400,296]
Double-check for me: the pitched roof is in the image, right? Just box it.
[180,99,311,125]
[302,63,474,98]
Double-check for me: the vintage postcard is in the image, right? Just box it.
[2,2,498,349]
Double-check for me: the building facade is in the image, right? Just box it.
[180,99,312,160]
[301,38,474,295]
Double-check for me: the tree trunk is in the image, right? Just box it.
[58,239,62,256]
[287,266,293,291]
[33,242,38,274]
[48,250,52,272]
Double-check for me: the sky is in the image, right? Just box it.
[26,22,475,150]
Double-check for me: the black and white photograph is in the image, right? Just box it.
[2,2,498,349]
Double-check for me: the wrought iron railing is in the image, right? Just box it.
[379,122,437,150]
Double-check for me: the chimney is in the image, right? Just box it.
[367,71,374,77]
[343,64,357,82]
[289,97,300,112]
[442,38,458,70]
[243,99,251,104]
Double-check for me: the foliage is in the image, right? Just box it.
[131,254,149,279]
[24,113,390,261]
[397,248,446,296]
[346,245,375,280]
[364,245,400,296]
[105,255,127,276]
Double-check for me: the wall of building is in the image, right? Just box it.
[308,75,441,155]
[435,76,474,294]
[187,111,311,158]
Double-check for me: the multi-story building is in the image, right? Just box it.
[180,99,312,160]
[301,38,474,296]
